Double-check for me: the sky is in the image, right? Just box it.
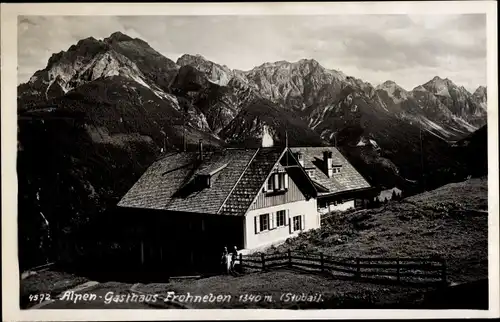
[17,14,487,92]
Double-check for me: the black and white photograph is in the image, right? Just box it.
[2,1,498,320]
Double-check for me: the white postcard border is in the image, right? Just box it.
[1,1,498,320]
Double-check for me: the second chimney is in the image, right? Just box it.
[296,152,304,167]
[323,151,333,177]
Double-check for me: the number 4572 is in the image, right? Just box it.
[29,293,51,302]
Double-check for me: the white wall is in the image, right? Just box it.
[243,199,318,252]
[318,199,355,214]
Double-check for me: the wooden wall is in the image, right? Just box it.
[99,207,245,275]
[248,165,306,211]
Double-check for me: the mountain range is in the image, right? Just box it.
[16,31,487,268]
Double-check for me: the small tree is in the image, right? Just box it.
[391,190,397,201]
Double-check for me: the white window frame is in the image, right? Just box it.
[259,213,269,232]
[292,215,302,232]
[290,214,306,233]
[276,210,287,227]
[265,172,289,193]
[267,177,274,191]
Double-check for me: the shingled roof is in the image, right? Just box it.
[117,149,257,214]
[118,147,315,216]
[219,147,285,216]
[290,147,371,196]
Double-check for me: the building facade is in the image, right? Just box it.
[290,147,377,214]
[116,145,318,272]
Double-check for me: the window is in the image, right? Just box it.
[265,172,288,192]
[267,178,273,191]
[278,173,286,190]
[276,210,286,227]
[306,170,314,177]
[259,213,269,231]
[293,215,302,231]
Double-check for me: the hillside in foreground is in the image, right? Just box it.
[268,177,488,284]
[126,179,487,309]
[130,177,488,309]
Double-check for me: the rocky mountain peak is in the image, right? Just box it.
[298,58,320,66]
[176,53,233,86]
[105,31,134,43]
[473,86,487,111]
[76,36,100,45]
[176,54,207,65]
[376,80,408,102]
[474,86,487,97]
[422,76,457,97]
[377,80,405,90]
[412,85,427,92]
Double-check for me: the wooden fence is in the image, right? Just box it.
[238,250,447,286]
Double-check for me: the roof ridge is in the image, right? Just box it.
[239,147,288,216]
[216,148,261,214]
[285,147,322,196]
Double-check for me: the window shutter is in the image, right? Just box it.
[270,212,275,229]
[274,174,279,190]
[301,214,306,231]
[284,173,289,189]
[255,216,260,234]
[288,210,293,234]
[263,180,268,193]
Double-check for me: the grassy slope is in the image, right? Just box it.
[269,177,488,283]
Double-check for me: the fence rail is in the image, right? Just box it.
[238,250,446,286]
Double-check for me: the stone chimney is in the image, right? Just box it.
[323,150,333,177]
[296,152,304,167]
[261,125,274,148]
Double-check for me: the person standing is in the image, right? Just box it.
[230,246,239,274]
[221,246,229,274]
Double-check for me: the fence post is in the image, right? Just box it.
[261,253,266,271]
[320,253,325,273]
[288,249,292,267]
[239,253,243,273]
[356,258,361,279]
[396,260,400,283]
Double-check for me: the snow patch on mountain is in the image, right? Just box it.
[356,138,367,146]
[452,115,478,133]
[369,139,380,150]
[129,73,152,89]
[421,117,453,138]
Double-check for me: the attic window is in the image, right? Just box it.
[332,166,342,174]
[306,170,315,177]
[195,174,211,188]
[264,172,289,193]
